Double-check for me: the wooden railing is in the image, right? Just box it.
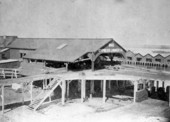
[0,68,20,79]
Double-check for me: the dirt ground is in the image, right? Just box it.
[0,98,170,122]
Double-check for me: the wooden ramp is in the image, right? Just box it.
[28,77,63,111]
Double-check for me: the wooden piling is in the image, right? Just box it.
[62,80,66,105]
[22,83,24,105]
[81,79,86,103]
[134,81,138,103]
[30,81,33,104]
[103,79,106,103]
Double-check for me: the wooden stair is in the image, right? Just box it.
[28,78,62,111]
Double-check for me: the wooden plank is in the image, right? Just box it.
[62,80,66,105]
[103,79,106,103]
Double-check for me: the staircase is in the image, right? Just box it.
[28,77,62,111]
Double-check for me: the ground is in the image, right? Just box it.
[0,98,170,122]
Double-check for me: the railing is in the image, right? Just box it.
[0,68,20,79]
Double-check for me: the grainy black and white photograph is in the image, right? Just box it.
[0,0,170,122]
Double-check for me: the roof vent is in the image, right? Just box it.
[57,43,67,49]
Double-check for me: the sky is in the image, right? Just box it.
[0,0,170,48]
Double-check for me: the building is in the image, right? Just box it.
[124,50,135,65]
[23,38,126,71]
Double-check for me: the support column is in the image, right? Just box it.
[134,81,138,103]
[100,80,103,92]
[81,79,86,103]
[162,81,165,92]
[30,81,33,104]
[1,85,4,114]
[156,81,159,92]
[22,83,24,105]
[91,52,95,71]
[67,81,70,98]
[65,63,69,72]
[90,80,95,94]
[103,79,106,103]
[62,80,66,105]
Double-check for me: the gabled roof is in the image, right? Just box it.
[154,54,164,59]
[24,38,119,62]
[143,53,153,58]
[135,53,143,57]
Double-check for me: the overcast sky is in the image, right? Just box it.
[0,0,170,47]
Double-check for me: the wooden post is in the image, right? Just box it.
[156,81,159,92]
[103,79,106,103]
[100,80,103,91]
[22,83,24,105]
[30,81,33,104]
[90,80,94,94]
[65,63,69,72]
[62,80,66,105]
[81,79,86,103]
[134,81,138,103]
[91,52,95,71]
[1,85,4,114]
[67,81,70,98]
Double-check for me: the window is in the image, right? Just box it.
[127,57,132,60]
[146,58,152,62]
[155,58,161,62]
[137,58,142,62]
[2,54,7,59]
[20,53,26,58]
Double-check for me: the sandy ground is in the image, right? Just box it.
[0,98,169,122]
[0,87,42,106]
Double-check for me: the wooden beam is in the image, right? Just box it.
[108,80,111,90]
[65,63,69,72]
[62,80,66,105]
[156,80,159,92]
[103,79,106,103]
[30,81,33,104]
[100,80,103,91]
[67,80,69,98]
[90,80,94,94]
[91,53,95,71]
[81,79,86,103]
[133,81,138,103]
[22,83,24,105]
[1,85,4,114]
